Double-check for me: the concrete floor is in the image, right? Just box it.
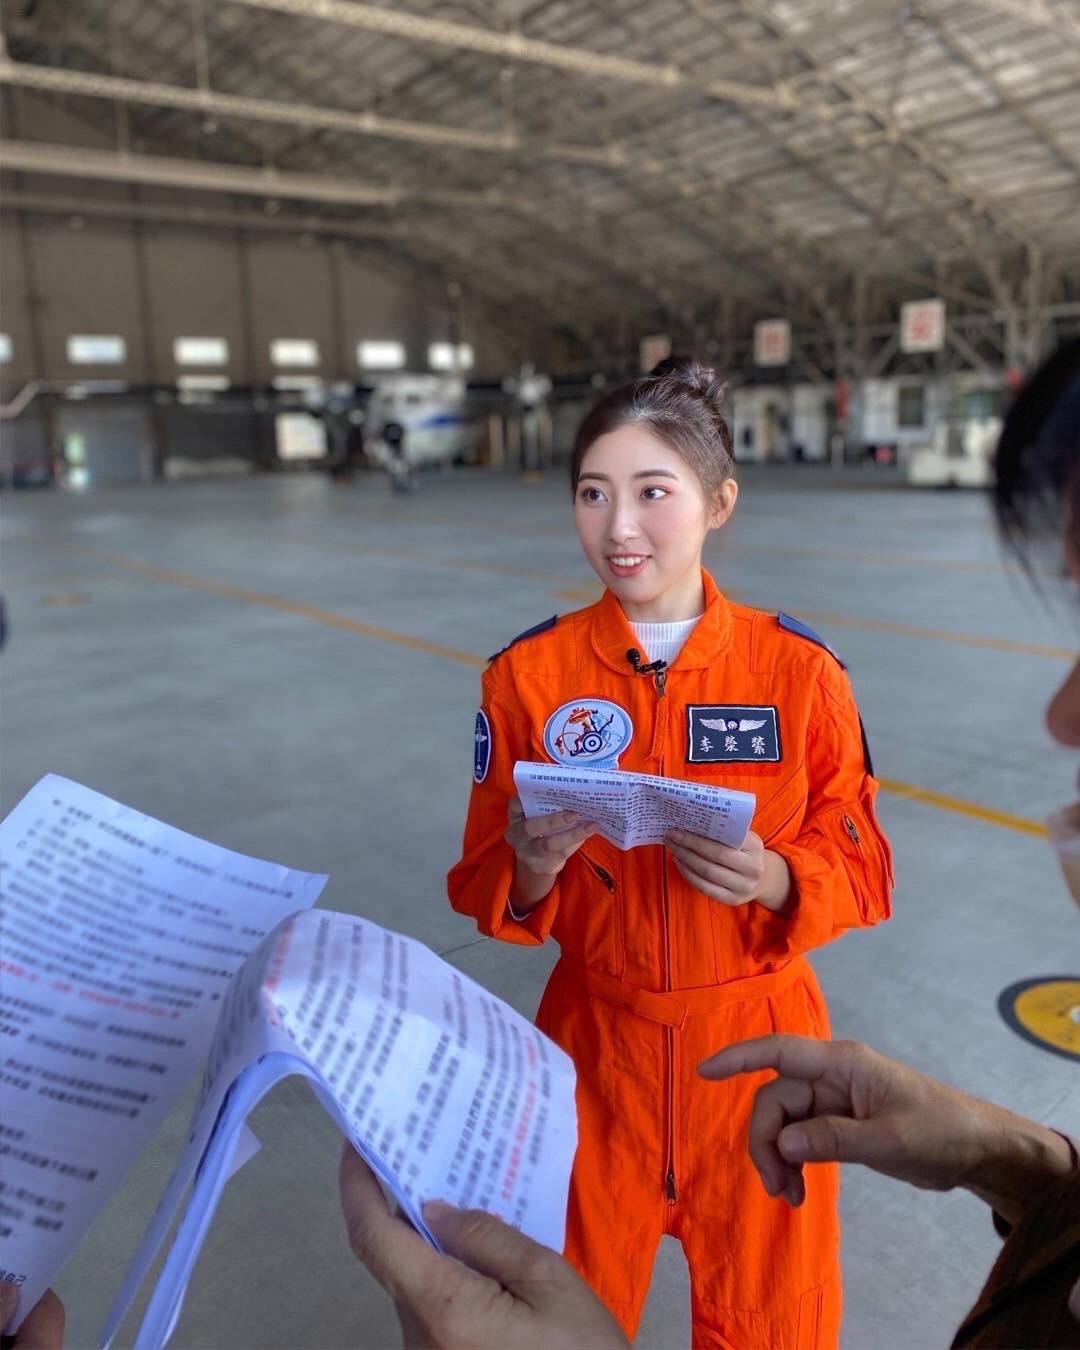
[3,465,1078,1349]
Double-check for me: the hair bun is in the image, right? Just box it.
[647,357,728,414]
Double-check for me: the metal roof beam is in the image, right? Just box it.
[226,0,819,117]
[0,55,627,169]
[926,17,1080,184]
[0,142,678,330]
[0,137,482,208]
[733,0,1037,260]
[0,187,409,241]
[966,0,1080,45]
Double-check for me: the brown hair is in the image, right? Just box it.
[570,358,735,496]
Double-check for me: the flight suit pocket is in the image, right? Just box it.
[813,786,894,922]
[554,836,626,979]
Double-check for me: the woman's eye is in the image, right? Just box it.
[580,487,605,503]
[642,486,668,500]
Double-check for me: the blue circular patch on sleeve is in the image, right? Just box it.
[473,709,492,784]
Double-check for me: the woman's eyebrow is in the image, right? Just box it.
[577,469,680,482]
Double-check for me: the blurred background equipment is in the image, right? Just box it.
[1,0,1078,485]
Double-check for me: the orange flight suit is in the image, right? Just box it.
[448,571,894,1348]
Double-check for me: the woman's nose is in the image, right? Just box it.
[607,503,641,542]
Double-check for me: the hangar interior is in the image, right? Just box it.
[1,2,1079,1347]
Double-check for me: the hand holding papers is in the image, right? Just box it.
[513,762,755,851]
[0,777,578,1349]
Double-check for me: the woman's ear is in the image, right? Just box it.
[709,478,738,530]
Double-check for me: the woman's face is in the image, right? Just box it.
[573,424,737,623]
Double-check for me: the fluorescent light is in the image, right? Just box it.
[67,335,126,364]
[358,340,406,370]
[0,334,12,363]
[174,336,228,366]
[271,338,320,367]
[429,342,474,371]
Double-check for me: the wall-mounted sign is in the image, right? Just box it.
[900,298,946,353]
[753,319,791,367]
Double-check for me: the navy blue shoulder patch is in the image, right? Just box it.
[488,614,557,663]
[777,612,845,669]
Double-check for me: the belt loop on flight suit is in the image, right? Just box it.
[559,955,806,1028]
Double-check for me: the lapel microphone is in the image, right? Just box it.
[626,648,668,677]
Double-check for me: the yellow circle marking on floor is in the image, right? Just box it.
[1010,979,1080,1058]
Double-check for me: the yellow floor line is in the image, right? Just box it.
[201,524,1073,661]
[876,778,1047,837]
[306,539,581,586]
[84,549,485,669]
[281,538,1072,661]
[732,543,1053,577]
[86,546,1052,838]
[788,606,1075,661]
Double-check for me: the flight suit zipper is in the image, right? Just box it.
[583,856,616,893]
[663,861,677,1204]
[654,666,675,1204]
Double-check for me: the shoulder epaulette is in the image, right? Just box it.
[777,612,846,669]
[488,614,557,663]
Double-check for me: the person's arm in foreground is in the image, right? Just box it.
[338,1143,628,1350]
[0,1284,65,1350]
[701,1035,1075,1226]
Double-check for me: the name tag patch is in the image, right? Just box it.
[687,705,781,763]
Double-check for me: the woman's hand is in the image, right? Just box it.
[665,829,792,912]
[505,799,596,879]
[504,799,599,916]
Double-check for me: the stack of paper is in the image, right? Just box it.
[0,776,578,1349]
[514,761,756,850]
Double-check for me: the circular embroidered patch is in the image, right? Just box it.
[543,698,633,770]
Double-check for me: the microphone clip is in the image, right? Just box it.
[626,649,668,696]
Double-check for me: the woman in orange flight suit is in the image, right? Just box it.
[448,360,894,1349]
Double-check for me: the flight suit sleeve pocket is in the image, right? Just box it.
[809,785,894,924]
[752,780,894,960]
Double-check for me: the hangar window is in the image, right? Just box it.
[67,335,126,364]
[175,337,228,366]
[429,342,474,371]
[897,384,926,428]
[271,339,320,367]
[358,340,406,369]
